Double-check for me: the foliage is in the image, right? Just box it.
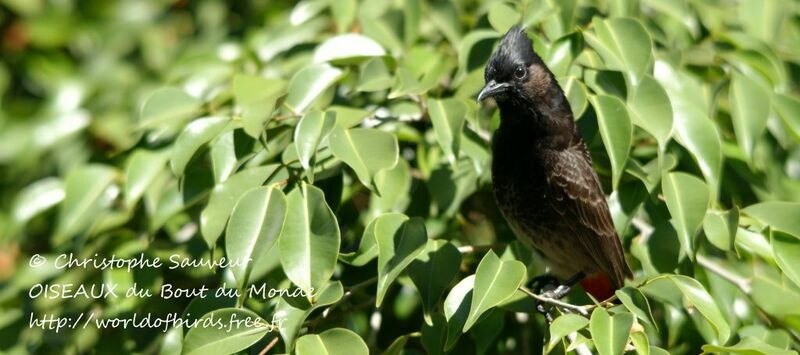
[2,0,800,354]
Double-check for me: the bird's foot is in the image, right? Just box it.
[529,274,560,294]
[541,284,571,299]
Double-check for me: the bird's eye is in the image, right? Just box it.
[514,65,526,79]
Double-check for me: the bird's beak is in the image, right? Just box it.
[477,80,511,101]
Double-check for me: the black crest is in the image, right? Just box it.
[486,26,541,82]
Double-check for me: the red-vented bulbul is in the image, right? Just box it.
[478,26,632,301]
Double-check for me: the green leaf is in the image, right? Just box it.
[384,334,410,355]
[370,159,412,215]
[54,165,117,244]
[703,207,739,251]
[443,275,475,350]
[675,108,723,195]
[280,182,340,291]
[329,0,356,32]
[313,33,386,64]
[630,331,650,355]
[209,131,241,184]
[428,97,467,164]
[628,75,673,149]
[584,17,653,85]
[773,93,800,139]
[751,273,800,317]
[225,186,287,289]
[124,149,168,209]
[139,87,202,129]
[729,71,771,161]
[295,328,368,355]
[341,213,401,267]
[329,126,399,193]
[702,336,796,355]
[357,58,393,92]
[589,308,633,355]
[294,110,336,176]
[376,216,429,306]
[590,94,632,189]
[463,250,526,331]
[408,240,462,325]
[743,201,800,238]
[667,275,731,343]
[182,308,269,355]
[662,172,709,260]
[487,2,520,33]
[232,74,287,138]
[285,64,344,113]
[12,177,64,224]
[546,314,590,353]
[200,165,282,247]
[615,287,656,329]
[170,116,230,178]
[770,230,800,288]
[562,76,589,118]
[275,281,344,351]
[457,30,500,77]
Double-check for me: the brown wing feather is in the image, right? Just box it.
[544,143,632,287]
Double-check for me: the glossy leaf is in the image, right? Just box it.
[463,250,526,331]
[376,216,428,306]
[590,94,632,189]
[428,97,467,164]
[584,17,653,85]
[703,207,739,251]
[408,240,462,324]
[589,308,633,355]
[295,328,368,355]
[662,172,709,259]
[232,74,287,138]
[313,34,386,64]
[729,72,771,161]
[546,314,589,353]
[200,165,281,247]
[139,87,201,129]
[329,126,399,193]
[487,2,520,33]
[280,182,340,291]
[182,308,269,355]
[628,75,673,149]
[170,116,230,178]
[743,201,800,238]
[225,186,287,288]
[284,64,344,113]
[294,110,336,175]
[770,230,800,288]
[53,165,117,244]
[701,336,795,355]
[13,177,64,224]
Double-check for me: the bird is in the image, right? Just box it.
[478,26,632,303]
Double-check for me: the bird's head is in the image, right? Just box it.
[478,26,552,107]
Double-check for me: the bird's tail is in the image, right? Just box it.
[579,271,616,301]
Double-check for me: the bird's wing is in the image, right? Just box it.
[544,145,632,287]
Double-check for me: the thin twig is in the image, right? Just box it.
[258,336,280,355]
[696,254,752,294]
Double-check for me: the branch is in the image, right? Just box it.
[696,254,752,294]
[258,336,279,355]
